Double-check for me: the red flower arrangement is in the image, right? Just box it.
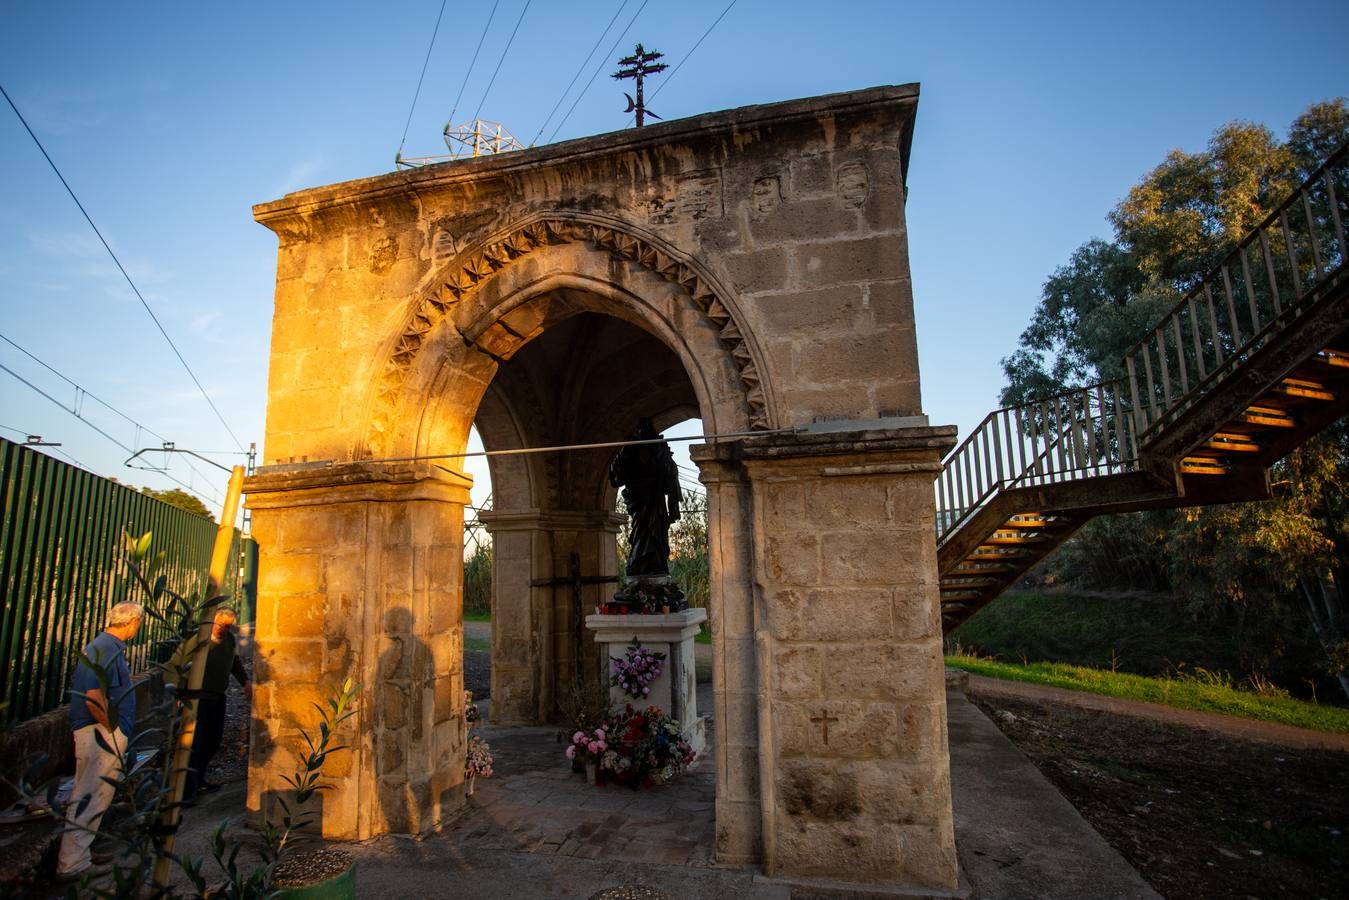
[598,704,695,788]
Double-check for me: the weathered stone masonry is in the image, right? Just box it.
[245,84,960,892]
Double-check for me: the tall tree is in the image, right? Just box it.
[999,99,1349,697]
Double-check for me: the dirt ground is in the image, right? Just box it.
[971,694,1349,900]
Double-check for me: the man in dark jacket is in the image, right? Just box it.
[184,607,249,803]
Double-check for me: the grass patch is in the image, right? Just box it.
[463,609,492,623]
[946,654,1349,734]
[695,625,710,645]
[464,636,492,653]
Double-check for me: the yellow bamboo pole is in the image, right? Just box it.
[152,464,245,890]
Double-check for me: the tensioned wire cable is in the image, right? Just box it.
[447,0,503,127]
[0,82,246,453]
[624,0,739,127]
[546,0,651,144]
[0,361,219,506]
[470,0,534,124]
[0,331,227,498]
[397,0,451,160]
[0,423,102,475]
[272,426,795,470]
[530,0,630,146]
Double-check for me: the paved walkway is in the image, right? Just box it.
[134,683,1158,900]
[966,674,1349,752]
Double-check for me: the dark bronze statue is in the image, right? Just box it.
[608,418,682,577]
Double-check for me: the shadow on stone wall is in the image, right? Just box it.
[376,607,429,833]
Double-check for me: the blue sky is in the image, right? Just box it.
[2,0,1346,517]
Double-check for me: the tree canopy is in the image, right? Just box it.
[1001,99,1349,407]
[141,486,214,522]
[997,98,1349,699]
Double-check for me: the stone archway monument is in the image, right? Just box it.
[244,84,960,894]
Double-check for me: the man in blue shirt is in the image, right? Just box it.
[56,601,143,881]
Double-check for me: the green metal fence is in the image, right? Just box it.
[0,437,244,724]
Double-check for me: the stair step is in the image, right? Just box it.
[950,562,1020,575]
[1273,378,1335,401]
[1235,407,1295,428]
[1204,433,1261,453]
[940,590,985,603]
[941,576,1004,590]
[1181,458,1230,475]
[967,548,1034,560]
[981,533,1049,546]
[1316,349,1349,368]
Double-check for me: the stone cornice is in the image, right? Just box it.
[244,460,472,508]
[253,84,920,226]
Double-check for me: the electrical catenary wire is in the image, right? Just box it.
[0,425,104,475]
[397,0,451,160]
[447,0,503,127]
[470,0,533,125]
[0,332,226,497]
[0,82,245,452]
[626,0,739,127]
[546,0,651,144]
[530,0,630,146]
[0,361,217,506]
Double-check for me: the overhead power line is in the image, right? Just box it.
[471,0,534,125]
[448,0,503,128]
[0,82,245,452]
[547,0,651,144]
[629,0,739,126]
[0,423,102,475]
[0,334,224,504]
[0,360,217,506]
[530,0,630,146]
[397,0,451,161]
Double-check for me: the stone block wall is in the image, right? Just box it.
[738,426,958,891]
[245,463,471,839]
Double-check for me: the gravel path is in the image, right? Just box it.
[966,673,1349,751]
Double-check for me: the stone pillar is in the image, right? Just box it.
[244,462,472,840]
[479,509,623,725]
[585,608,708,755]
[690,446,761,866]
[738,425,959,892]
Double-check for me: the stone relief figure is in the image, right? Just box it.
[608,418,682,577]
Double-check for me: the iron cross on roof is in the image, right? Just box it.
[613,43,667,127]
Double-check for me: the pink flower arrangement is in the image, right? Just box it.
[466,735,494,778]
[610,638,665,699]
[564,726,607,765]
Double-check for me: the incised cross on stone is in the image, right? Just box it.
[810,708,840,745]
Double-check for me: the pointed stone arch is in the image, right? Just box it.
[367,214,775,461]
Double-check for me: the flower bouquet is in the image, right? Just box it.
[610,638,665,699]
[464,690,491,795]
[599,704,695,789]
[565,726,608,783]
[465,736,493,794]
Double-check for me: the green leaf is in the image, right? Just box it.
[134,531,153,560]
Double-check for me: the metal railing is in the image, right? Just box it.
[1123,143,1349,437]
[0,438,242,724]
[935,380,1140,541]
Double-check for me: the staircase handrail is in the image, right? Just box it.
[935,379,1139,542]
[1121,141,1349,439]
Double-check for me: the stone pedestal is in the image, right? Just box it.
[585,607,708,756]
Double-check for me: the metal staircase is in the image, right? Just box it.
[935,143,1349,633]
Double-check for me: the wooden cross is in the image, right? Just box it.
[531,552,619,686]
[810,708,840,745]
